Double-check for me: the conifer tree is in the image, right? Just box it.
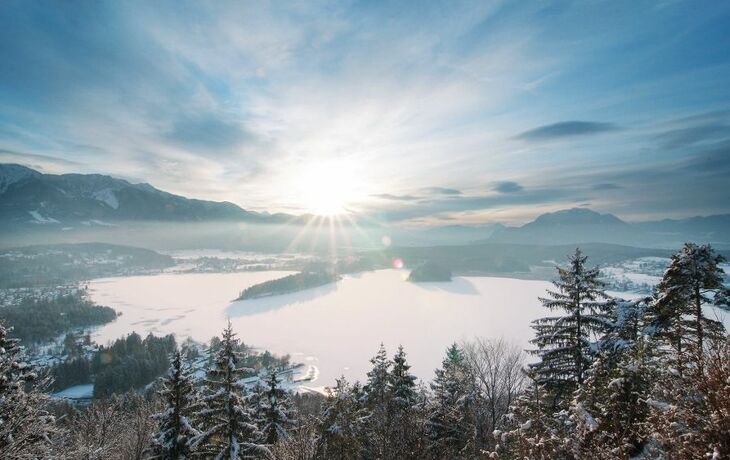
[362,343,393,458]
[147,350,201,459]
[315,377,366,459]
[390,345,417,410]
[192,322,267,459]
[363,343,391,407]
[569,336,657,458]
[427,343,477,458]
[529,248,613,408]
[258,369,293,446]
[561,297,656,457]
[0,321,57,459]
[648,336,730,458]
[495,372,569,459]
[649,243,728,376]
[388,345,419,459]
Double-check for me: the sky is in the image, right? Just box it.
[1,0,729,225]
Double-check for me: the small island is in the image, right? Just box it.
[407,261,452,282]
[236,271,341,300]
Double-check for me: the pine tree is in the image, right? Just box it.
[648,337,730,458]
[258,369,293,446]
[388,345,419,459]
[191,322,267,459]
[649,243,728,377]
[495,372,570,459]
[315,377,366,459]
[529,248,613,408]
[427,343,477,458]
[363,343,391,407]
[569,336,657,458]
[362,343,393,458]
[390,345,417,410]
[0,320,57,459]
[147,350,201,459]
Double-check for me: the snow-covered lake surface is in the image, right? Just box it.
[88,270,553,388]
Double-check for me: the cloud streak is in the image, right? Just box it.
[515,121,619,142]
[0,1,729,223]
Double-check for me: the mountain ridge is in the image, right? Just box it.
[486,207,730,246]
[0,163,286,225]
[2,164,728,246]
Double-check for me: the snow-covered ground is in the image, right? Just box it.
[161,249,312,261]
[88,270,553,389]
[54,384,94,401]
[601,257,669,294]
[85,259,730,390]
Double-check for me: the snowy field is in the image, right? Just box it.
[88,265,730,389]
[88,270,553,388]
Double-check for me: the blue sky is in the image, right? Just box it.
[1,0,729,224]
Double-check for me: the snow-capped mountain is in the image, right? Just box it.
[0,164,281,226]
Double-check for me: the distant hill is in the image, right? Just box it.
[486,208,730,247]
[362,242,673,279]
[0,242,173,287]
[634,214,730,246]
[407,261,452,282]
[0,164,291,227]
[488,208,647,245]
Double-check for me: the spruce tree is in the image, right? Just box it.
[529,248,612,408]
[191,322,267,459]
[315,377,366,459]
[390,345,417,409]
[147,350,201,459]
[649,243,728,376]
[427,343,477,458]
[258,369,293,446]
[569,335,657,458]
[388,345,419,459]
[495,373,569,459]
[362,343,393,458]
[363,343,391,407]
[0,321,56,459]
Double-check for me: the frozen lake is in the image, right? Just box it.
[88,270,553,388]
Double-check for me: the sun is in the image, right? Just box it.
[298,160,362,216]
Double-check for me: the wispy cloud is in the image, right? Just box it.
[420,187,462,196]
[493,181,524,193]
[0,1,729,223]
[515,121,619,142]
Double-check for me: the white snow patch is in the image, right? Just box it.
[646,398,674,410]
[89,219,116,227]
[574,403,599,431]
[608,377,625,389]
[92,188,119,209]
[28,210,59,224]
[54,384,94,400]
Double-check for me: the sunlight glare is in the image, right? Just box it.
[298,160,363,216]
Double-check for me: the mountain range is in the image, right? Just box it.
[1,164,728,248]
[486,208,730,247]
[0,164,289,226]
